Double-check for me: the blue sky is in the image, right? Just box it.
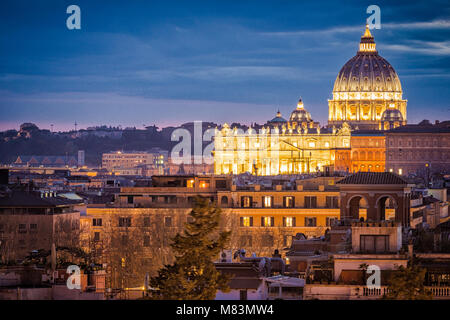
[0,0,449,131]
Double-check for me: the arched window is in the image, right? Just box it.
[220,196,228,207]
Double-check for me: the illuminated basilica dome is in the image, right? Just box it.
[328,25,407,130]
[290,99,312,122]
[268,110,287,124]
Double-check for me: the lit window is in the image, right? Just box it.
[284,196,294,208]
[308,142,315,148]
[263,196,272,208]
[186,179,194,188]
[241,196,252,208]
[262,217,274,227]
[242,217,251,227]
[398,168,403,175]
[325,142,330,148]
[284,217,294,227]
[199,180,210,188]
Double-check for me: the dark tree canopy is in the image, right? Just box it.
[385,265,432,300]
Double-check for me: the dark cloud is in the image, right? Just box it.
[0,0,449,130]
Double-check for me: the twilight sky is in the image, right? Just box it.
[0,0,449,131]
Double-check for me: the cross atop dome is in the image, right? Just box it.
[363,23,372,38]
[296,98,304,109]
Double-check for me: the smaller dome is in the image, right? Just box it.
[290,99,312,122]
[381,108,403,122]
[269,110,287,123]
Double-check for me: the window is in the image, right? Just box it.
[263,196,273,208]
[284,196,294,208]
[127,196,134,204]
[360,235,389,253]
[220,196,228,206]
[241,196,253,208]
[239,290,248,300]
[326,217,338,227]
[240,216,253,227]
[18,224,27,233]
[199,180,210,188]
[261,217,274,227]
[304,217,317,227]
[94,232,100,242]
[30,223,38,231]
[164,216,173,227]
[143,217,150,227]
[326,196,339,208]
[143,235,151,247]
[304,196,317,208]
[93,218,102,227]
[283,217,296,227]
[118,217,131,227]
[215,180,227,189]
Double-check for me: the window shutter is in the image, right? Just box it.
[250,217,253,227]
[292,196,295,208]
[293,217,296,227]
[271,217,274,227]
[240,217,243,227]
[271,196,274,208]
[261,217,265,227]
[282,217,286,227]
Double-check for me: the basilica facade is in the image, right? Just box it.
[214,25,406,175]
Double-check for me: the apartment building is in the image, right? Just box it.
[101,149,168,173]
[0,189,82,262]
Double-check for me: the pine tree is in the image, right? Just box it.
[385,265,432,300]
[149,197,231,300]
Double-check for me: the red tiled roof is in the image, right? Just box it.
[336,172,408,185]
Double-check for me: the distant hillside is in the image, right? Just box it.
[0,121,254,166]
